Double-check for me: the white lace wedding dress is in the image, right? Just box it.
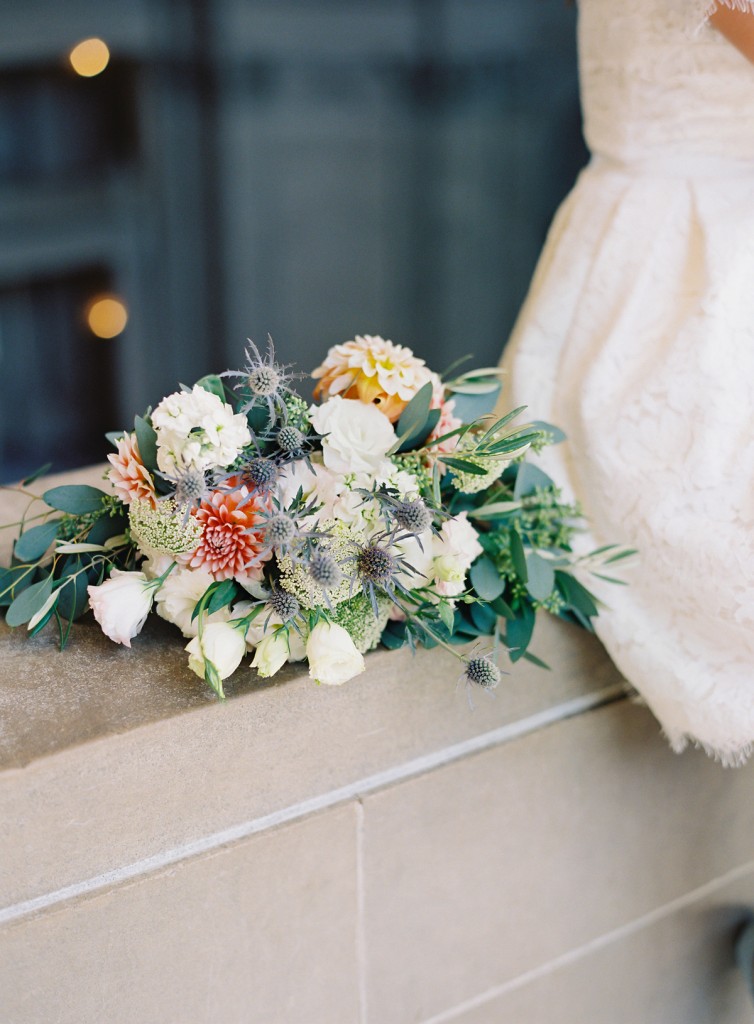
[502,0,754,764]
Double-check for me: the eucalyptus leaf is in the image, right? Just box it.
[6,575,53,628]
[514,462,555,500]
[505,604,535,662]
[509,529,528,582]
[380,627,406,650]
[56,557,97,621]
[133,416,159,474]
[21,463,52,486]
[525,552,556,602]
[105,431,124,448]
[88,513,128,547]
[529,420,567,444]
[447,385,501,423]
[14,520,61,562]
[555,570,599,619]
[0,565,35,607]
[55,542,109,554]
[469,555,505,601]
[42,485,109,516]
[395,381,434,453]
[194,374,226,402]
[469,600,497,635]
[438,601,455,633]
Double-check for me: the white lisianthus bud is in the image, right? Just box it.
[306,621,365,686]
[185,621,247,682]
[251,630,290,678]
[87,570,156,647]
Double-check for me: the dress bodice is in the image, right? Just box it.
[579,0,754,166]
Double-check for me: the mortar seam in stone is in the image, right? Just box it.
[0,684,626,926]
[356,798,368,1024]
[417,856,754,1024]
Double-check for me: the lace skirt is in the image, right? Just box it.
[502,156,754,765]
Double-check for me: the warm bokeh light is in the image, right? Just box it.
[69,38,110,78]
[86,295,128,338]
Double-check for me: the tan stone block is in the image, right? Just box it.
[0,586,623,911]
[361,701,754,1023]
[0,804,360,1024]
[447,868,754,1024]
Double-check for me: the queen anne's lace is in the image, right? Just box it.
[503,0,754,765]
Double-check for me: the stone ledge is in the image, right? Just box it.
[0,468,626,917]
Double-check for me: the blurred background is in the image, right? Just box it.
[0,0,586,482]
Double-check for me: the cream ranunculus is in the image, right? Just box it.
[185,621,247,682]
[251,630,291,678]
[306,620,365,686]
[87,570,156,647]
[309,396,396,476]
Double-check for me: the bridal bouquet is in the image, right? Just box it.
[0,335,630,698]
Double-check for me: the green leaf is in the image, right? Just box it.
[525,552,556,602]
[28,593,59,637]
[469,600,497,635]
[394,381,435,453]
[509,530,528,582]
[438,600,455,633]
[529,420,567,444]
[491,595,515,620]
[134,416,159,474]
[514,462,554,499]
[469,555,505,601]
[470,500,522,521]
[505,604,535,662]
[206,579,239,616]
[479,406,527,443]
[555,570,599,619]
[522,649,551,670]
[87,513,129,547]
[22,463,52,486]
[194,374,227,402]
[204,659,226,699]
[42,485,109,516]
[380,622,407,650]
[105,431,124,448]
[440,457,488,476]
[447,385,501,423]
[14,520,61,562]
[0,565,35,607]
[6,575,53,628]
[56,557,97,621]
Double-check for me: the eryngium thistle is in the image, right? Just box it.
[356,543,396,587]
[173,467,208,509]
[392,497,432,535]
[264,513,296,549]
[247,363,282,397]
[464,655,501,690]
[267,587,300,622]
[275,425,305,456]
[307,550,343,589]
[245,457,278,491]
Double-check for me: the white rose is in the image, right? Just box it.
[306,621,365,685]
[154,566,230,638]
[251,630,291,678]
[432,512,483,598]
[394,530,435,591]
[152,385,251,476]
[309,396,396,475]
[185,621,247,681]
[87,570,155,647]
[276,458,342,524]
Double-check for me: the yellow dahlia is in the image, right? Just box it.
[312,335,433,422]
